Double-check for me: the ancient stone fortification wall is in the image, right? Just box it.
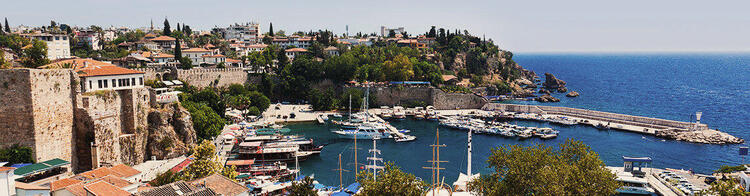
[432,89,488,110]
[0,69,75,163]
[135,68,248,88]
[355,86,487,110]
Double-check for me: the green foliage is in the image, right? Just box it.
[179,57,193,69]
[716,165,747,173]
[697,179,750,196]
[339,88,364,110]
[356,162,427,196]
[150,170,179,186]
[22,39,49,68]
[289,176,317,196]
[144,79,166,88]
[308,88,338,111]
[182,101,225,141]
[492,81,513,95]
[439,85,472,94]
[383,54,414,81]
[163,18,171,36]
[470,75,484,86]
[468,139,619,195]
[182,140,237,181]
[0,144,35,165]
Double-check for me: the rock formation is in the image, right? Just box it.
[543,73,568,92]
[566,91,580,97]
[656,129,744,144]
[538,89,552,94]
[146,103,197,160]
[535,94,560,102]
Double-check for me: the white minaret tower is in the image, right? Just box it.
[467,129,472,175]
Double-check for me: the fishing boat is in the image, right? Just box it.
[392,106,406,120]
[380,110,393,120]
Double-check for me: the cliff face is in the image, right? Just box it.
[543,73,568,92]
[146,103,197,160]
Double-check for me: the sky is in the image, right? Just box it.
[3,0,749,53]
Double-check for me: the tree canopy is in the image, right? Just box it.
[356,162,427,196]
[468,139,619,195]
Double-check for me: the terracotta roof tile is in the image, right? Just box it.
[94,175,132,188]
[43,58,144,77]
[190,174,249,196]
[65,182,88,196]
[51,178,83,191]
[80,167,118,179]
[201,54,226,58]
[150,35,176,41]
[0,167,14,172]
[84,181,131,196]
[285,48,308,52]
[183,48,211,53]
[225,58,241,63]
[110,164,141,178]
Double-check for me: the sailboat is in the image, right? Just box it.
[334,84,393,140]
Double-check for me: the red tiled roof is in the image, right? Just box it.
[110,164,141,178]
[150,35,176,41]
[84,181,131,196]
[285,48,308,52]
[43,58,144,77]
[190,174,249,196]
[94,175,132,188]
[324,46,338,51]
[201,54,226,58]
[51,178,83,191]
[247,44,268,48]
[225,58,241,63]
[171,158,193,173]
[183,48,211,53]
[225,159,254,166]
[0,167,14,172]
[64,182,87,196]
[80,167,118,179]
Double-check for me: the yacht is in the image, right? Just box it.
[333,123,393,139]
[392,106,406,120]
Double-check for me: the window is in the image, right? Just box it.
[112,79,117,87]
[89,80,92,90]
[131,78,136,86]
[98,80,103,88]
[139,77,143,85]
[103,80,108,88]
[55,36,60,40]
[118,79,123,87]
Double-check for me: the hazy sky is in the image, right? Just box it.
[4,0,749,53]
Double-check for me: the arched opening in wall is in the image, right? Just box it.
[155,74,162,81]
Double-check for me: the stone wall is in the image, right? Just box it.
[354,86,487,110]
[135,68,248,88]
[0,69,75,163]
[432,89,487,110]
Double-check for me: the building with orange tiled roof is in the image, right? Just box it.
[285,47,308,59]
[148,35,177,50]
[50,177,83,192]
[324,46,340,56]
[109,164,142,182]
[42,58,145,92]
[1,167,16,196]
[84,180,132,196]
[15,182,50,196]
[51,164,142,196]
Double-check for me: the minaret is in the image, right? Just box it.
[150,19,154,31]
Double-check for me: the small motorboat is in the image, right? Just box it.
[395,135,416,142]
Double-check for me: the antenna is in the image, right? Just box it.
[423,127,447,193]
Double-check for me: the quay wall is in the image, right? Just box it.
[359,86,487,110]
[134,68,248,88]
[484,103,707,130]
[0,69,76,163]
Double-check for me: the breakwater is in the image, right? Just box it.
[483,103,743,144]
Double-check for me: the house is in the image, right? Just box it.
[183,48,211,66]
[1,167,15,196]
[201,54,226,65]
[380,26,405,37]
[112,54,152,68]
[75,29,101,50]
[42,58,145,92]
[397,39,427,49]
[82,180,131,196]
[324,46,339,56]
[141,52,175,64]
[225,58,243,67]
[50,164,141,195]
[285,48,308,59]
[232,43,267,56]
[190,174,249,196]
[148,36,176,51]
[272,36,314,49]
[22,33,71,60]
[134,40,159,51]
[15,182,50,196]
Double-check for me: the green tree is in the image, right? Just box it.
[22,39,49,68]
[4,18,10,33]
[339,88,364,110]
[182,140,237,181]
[182,101,225,141]
[468,139,619,195]
[268,22,274,37]
[163,18,171,36]
[698,179,750,196]
[174,37,182,59]
[150,170,179,186]
[0,144,35,164]
[388,30,396,38]
[180,57,193,69]
[289,176,317,196]
[382,54,414,81]
[356,162,427,196]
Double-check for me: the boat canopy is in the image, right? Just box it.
[345,183,360,193]
[622,156,652,163]
[226,159,255,166]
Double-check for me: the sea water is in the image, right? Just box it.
[289,53,750,186]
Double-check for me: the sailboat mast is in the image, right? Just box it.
[339,154,343,189]
[354,132,358,180]
[372,138,377,180]
[468,129,472,175]
[349,94,352,121]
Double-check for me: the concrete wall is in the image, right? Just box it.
[0,69,75,163]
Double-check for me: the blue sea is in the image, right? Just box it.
[290,53,750,187]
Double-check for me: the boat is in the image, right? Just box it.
[333,124,393,139]
[380,110,393,120]
[392,106,406,120]
[516,129,533,139]
[332,113,343,118]
[395,135,416,142]
[609,157,657,195]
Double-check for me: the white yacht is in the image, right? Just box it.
[333,123,392,139]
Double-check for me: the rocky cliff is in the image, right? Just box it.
[146,103,197,160]
[543,73,567,92]
[656,129,744,144]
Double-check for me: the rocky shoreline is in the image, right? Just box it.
[656,129,744,145]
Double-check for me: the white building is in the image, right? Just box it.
[380,26,405,37]
[23,33,71,60]
[285,48,308,59]
[44,58,145,92]
[0,167,15,196]
[213,22,261,44]
[272,36,313,49]
[15,182,50,196]
[76,29,101,50]
[324,46,339,56]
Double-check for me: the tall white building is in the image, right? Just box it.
[213,22,261,44]
[23,33,71,60]
[76,29,101,50]
[380,26,405,37]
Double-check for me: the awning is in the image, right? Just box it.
[345,183,360,193]
[239,142,262,147]
[226,159,255,166]
[14,158,70,176]
[236,174,251,179]
[171,80,183,85]
[623,156,652,163]
[161,81,174,86]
